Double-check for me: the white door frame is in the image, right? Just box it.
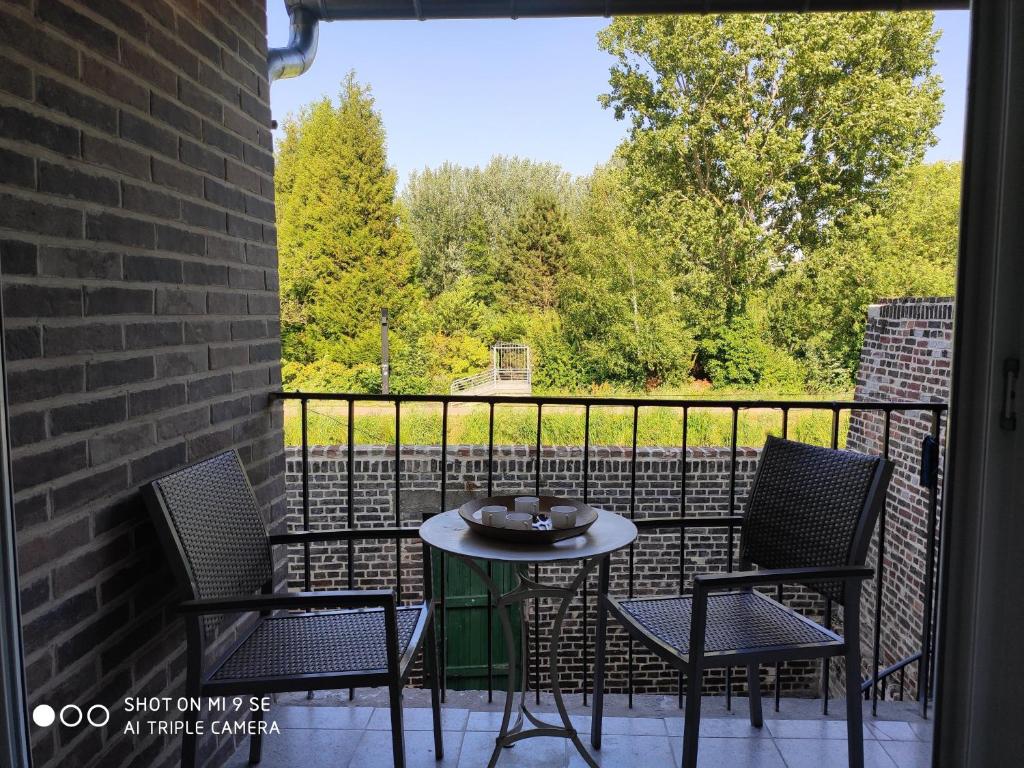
[934,0,1024,764]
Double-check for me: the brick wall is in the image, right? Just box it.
[0,2,283,767]
[284,444,827,698]
[844,297,952,701]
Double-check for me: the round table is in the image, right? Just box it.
[420,509,637,768]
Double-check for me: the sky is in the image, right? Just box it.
[266,8,972,188]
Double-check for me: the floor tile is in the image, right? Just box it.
[367,706,469,731]
[907,721,933,741]
[569,734,674,767]
[766,718,872,740]
[868,720,920,742]
[467,710,520,731]
[458,731,568,768]
[597,715,666,736]
[271,705,374,730]
[222,727,364,768]
[670,736,787,768]
[880,740,933,768]
[350,729,464,767]
[775,738,897,768]
[665,716,770,738]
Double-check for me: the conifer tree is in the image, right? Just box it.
[276,73,416,366]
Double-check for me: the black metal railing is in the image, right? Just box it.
[275,391,947,718]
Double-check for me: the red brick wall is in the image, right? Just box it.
[845,297,952,701]
[0,1,283,766]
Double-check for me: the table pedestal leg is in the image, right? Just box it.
[455,555,603,768]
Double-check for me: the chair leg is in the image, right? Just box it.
[845,651,864,768]
[747,664,763,728]
[389,677,406,768]
[248,704,264,764]
[425,616,444,760]
[681,669,703,768]
[590,596,609,748]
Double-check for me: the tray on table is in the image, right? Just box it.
[458,495,598,544]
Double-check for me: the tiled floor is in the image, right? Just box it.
[223,696,933,768]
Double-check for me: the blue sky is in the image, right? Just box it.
[266,9,971,188]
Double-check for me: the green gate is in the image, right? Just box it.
[434,553,521,691]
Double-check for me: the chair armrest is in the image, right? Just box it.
[269,528,421,546]
[693,565,873,592]
[177,589,395,614]
[633,516,744,531]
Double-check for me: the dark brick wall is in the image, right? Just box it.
[844,297,952,701]
[0,1,283,766]
[284,444,828,698]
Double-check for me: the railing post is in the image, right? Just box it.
[920,409,942,718]
[871,409,892,716]
[301,397,310,592]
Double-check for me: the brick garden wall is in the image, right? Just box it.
[283,444,827,698]
[0,2,284,767]
[844,297,952,701]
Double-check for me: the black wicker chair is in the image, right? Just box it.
[591,436,893,768]
[143,450,442,768]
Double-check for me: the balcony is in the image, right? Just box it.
[223,691,933,767]
[219,390,946,768]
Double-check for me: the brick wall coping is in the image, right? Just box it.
[867,297,954,320]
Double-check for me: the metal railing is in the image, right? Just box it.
[275,391,946,718]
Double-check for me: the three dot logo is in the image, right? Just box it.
[31,705,54,727]
[32,704,109,728]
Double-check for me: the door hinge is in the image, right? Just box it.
[1001,357,1019,431]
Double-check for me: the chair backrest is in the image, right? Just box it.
[739,436,892,604]
[144,450,273,640]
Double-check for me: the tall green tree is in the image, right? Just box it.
[403,156,584,298]
[275,74,417,370]
[598,12,944,340]
[501,193,577,312]
[560,165,696,387]
[768,161,961,378]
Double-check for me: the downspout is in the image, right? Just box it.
[268,5,319,81]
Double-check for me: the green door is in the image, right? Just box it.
[434,553,521,691]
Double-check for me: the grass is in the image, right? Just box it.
[283,393,853,449]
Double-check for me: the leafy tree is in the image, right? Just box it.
[275,74,418,372]
[598,12,944,341]
[560,166,696,387]
[403,157,584,299]
[768,161,960,378]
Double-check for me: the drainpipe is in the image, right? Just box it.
[268,5,319,81]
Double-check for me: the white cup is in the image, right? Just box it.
[480,505,507,527]
[515,496,540,514]
[504,511,534,530]
[549,505,578,529]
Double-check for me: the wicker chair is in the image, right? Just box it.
[591,436,893,768]
[143,450,442,768]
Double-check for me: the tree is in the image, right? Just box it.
[768,161,960,379]
[275,74,417,372]
[501,193,577,312]
[598,12,944,341]
[560,165,696,387]
[403,156,585,299]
